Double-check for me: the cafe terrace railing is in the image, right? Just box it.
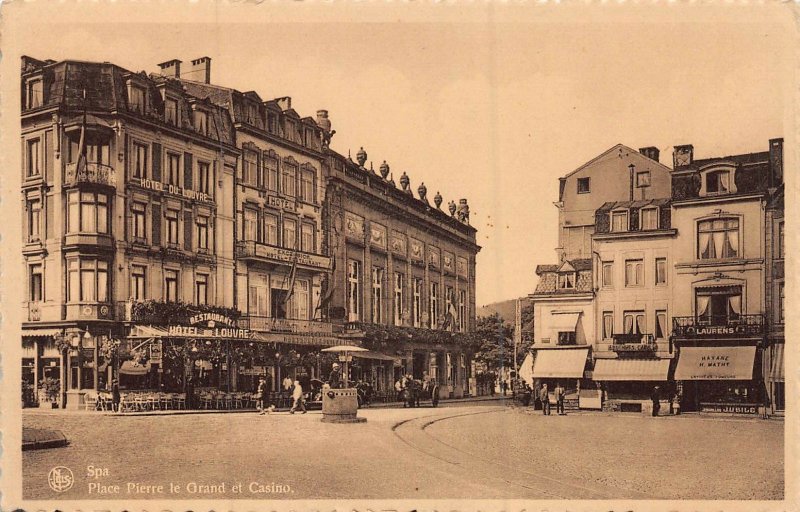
[671,314,765,338]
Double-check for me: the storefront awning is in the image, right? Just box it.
[593,358,671,381]
[769,344,784,382]
[22,328,63,338]
[119,360,151,376]
[252,332,340,347]
[674,346,756,381]
[353,350,396,362]
[128,325,170,338]
[518,353,534,385]
[532,347,589,378]
[549,313,581,332]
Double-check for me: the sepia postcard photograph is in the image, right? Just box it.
[0,2,796,511]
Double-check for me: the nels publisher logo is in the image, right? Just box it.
[48,466,74,492]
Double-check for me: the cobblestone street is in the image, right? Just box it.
[22,403,783,500]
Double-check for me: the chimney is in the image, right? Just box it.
[276,96,292,111]
[189,56,212,84]
[158,59,182,78]
[316,109,332,133]
[673,144,694,168]
[639,146,660,162]
[769,138,784,186]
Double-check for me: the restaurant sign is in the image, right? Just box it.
[188,312,238,327]
[167,325,252,339]
[700,402,758,415]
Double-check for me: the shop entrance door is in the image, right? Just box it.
[412,352,426,380]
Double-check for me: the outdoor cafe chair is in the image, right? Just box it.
[134,393,147,412]
[160,393,173,410]
[232,393,244,409]
[146,394,160,411]
[84,392,98,411]
[174,393,186,410]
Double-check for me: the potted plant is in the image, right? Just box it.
[37,377,60,408]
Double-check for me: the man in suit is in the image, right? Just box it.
[540,383,551,415]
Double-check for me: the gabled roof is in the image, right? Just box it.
[559,143,671,181]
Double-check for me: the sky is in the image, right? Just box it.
[5,4,793,307]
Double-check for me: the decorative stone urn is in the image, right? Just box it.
[448,200,457,216]
[434,191,443,209]
[356,147,367,167]
[379,161,390,179]
[418,182,428,202]
[399,171,410,191]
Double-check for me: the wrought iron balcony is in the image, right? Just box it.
[65,161,117,187]
[610,333,658,352]
[672,314,765,338]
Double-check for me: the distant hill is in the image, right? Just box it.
[478,298,528,324]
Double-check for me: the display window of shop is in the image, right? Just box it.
[282,218,297,249]
[371,267,384,324]
[696,286,741,325]
[67,258,109,303]
[195,274,208,305]
[131,265,146,300]
[264,214,278,246]
[27,197,41,242]
[698,218,739,259]
[347,260,361,322]
[29,263,43,302]
[164,269,180,302]
[413,278,423,328]
[623,311,645,335]
[602,311,614,340]
[394,272,404,325]
[67,190,109,234]
[167,152,181,186]
[429,352,439,381]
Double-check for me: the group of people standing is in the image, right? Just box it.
[256,375,307,415]
[535,382,568,415]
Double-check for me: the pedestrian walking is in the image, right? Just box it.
[651,385,661,417]
[111,379,120,413]
[540,383,550,415]
[555,382,566,415]
[282,376,293,391]
[257,376,269,415]
[501,380,508,396]
[394,377,403,401]
[289,380,307,414]
[329,363,342,389]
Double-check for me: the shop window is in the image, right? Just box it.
[655,310,667,339]
[68,258,108,303]
[698,218,739,259]
[131,201,147,242]
[636,171,651,188]
[655,258,667,285]
[641,207,658,230]
[164,269,179,302]
[165,209,180,246]
[301,223,315,253]
[131,265,146,301]
[623,311,645,335]
[625,259,643,287]
[243,209,258,242]
[602,261,613,288]
[29,264,43,302]
[611,210,628,232]
[394,272,404,325]
[197,215,209,251]
[372,267,384,324]
[558,272,575,289]
[67,191,109,234]
[577,177,590,194]
[696,287,741,325]
[167,153,181,186]
[347,260,361,322]
[602,311,613,340]
[282,218,297,249]
[705,170,731,195]
[195,274,208,305]
[133,142,148,179]
[264,214,278,245]
[413,278,423,327]
[27,198,41,242]
[26,139,41,177]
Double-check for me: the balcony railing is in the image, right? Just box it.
[672,314,765,338]
[239,316,337,334]
[610,333,659,353]
[65,161,117,187]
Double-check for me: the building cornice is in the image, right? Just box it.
[593,228,678,241]
[671,193,765,208]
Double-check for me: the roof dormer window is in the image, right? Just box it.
[611,210,629,232]
[194,109,209,136]
[700,167,737,196]
[165,97,179,126]
[640,207,659,230]
[26,78,43,109]
[127,83,146,114]
[558,272,575,289]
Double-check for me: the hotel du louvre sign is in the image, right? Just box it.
[135,177,213,203]
[167,312,252,339]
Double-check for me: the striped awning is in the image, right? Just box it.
[769,344,784,382]
[22,328,63,338]
[532,347,589,378]
[593,358,671,381]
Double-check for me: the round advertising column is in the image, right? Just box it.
[321,388,366,423]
